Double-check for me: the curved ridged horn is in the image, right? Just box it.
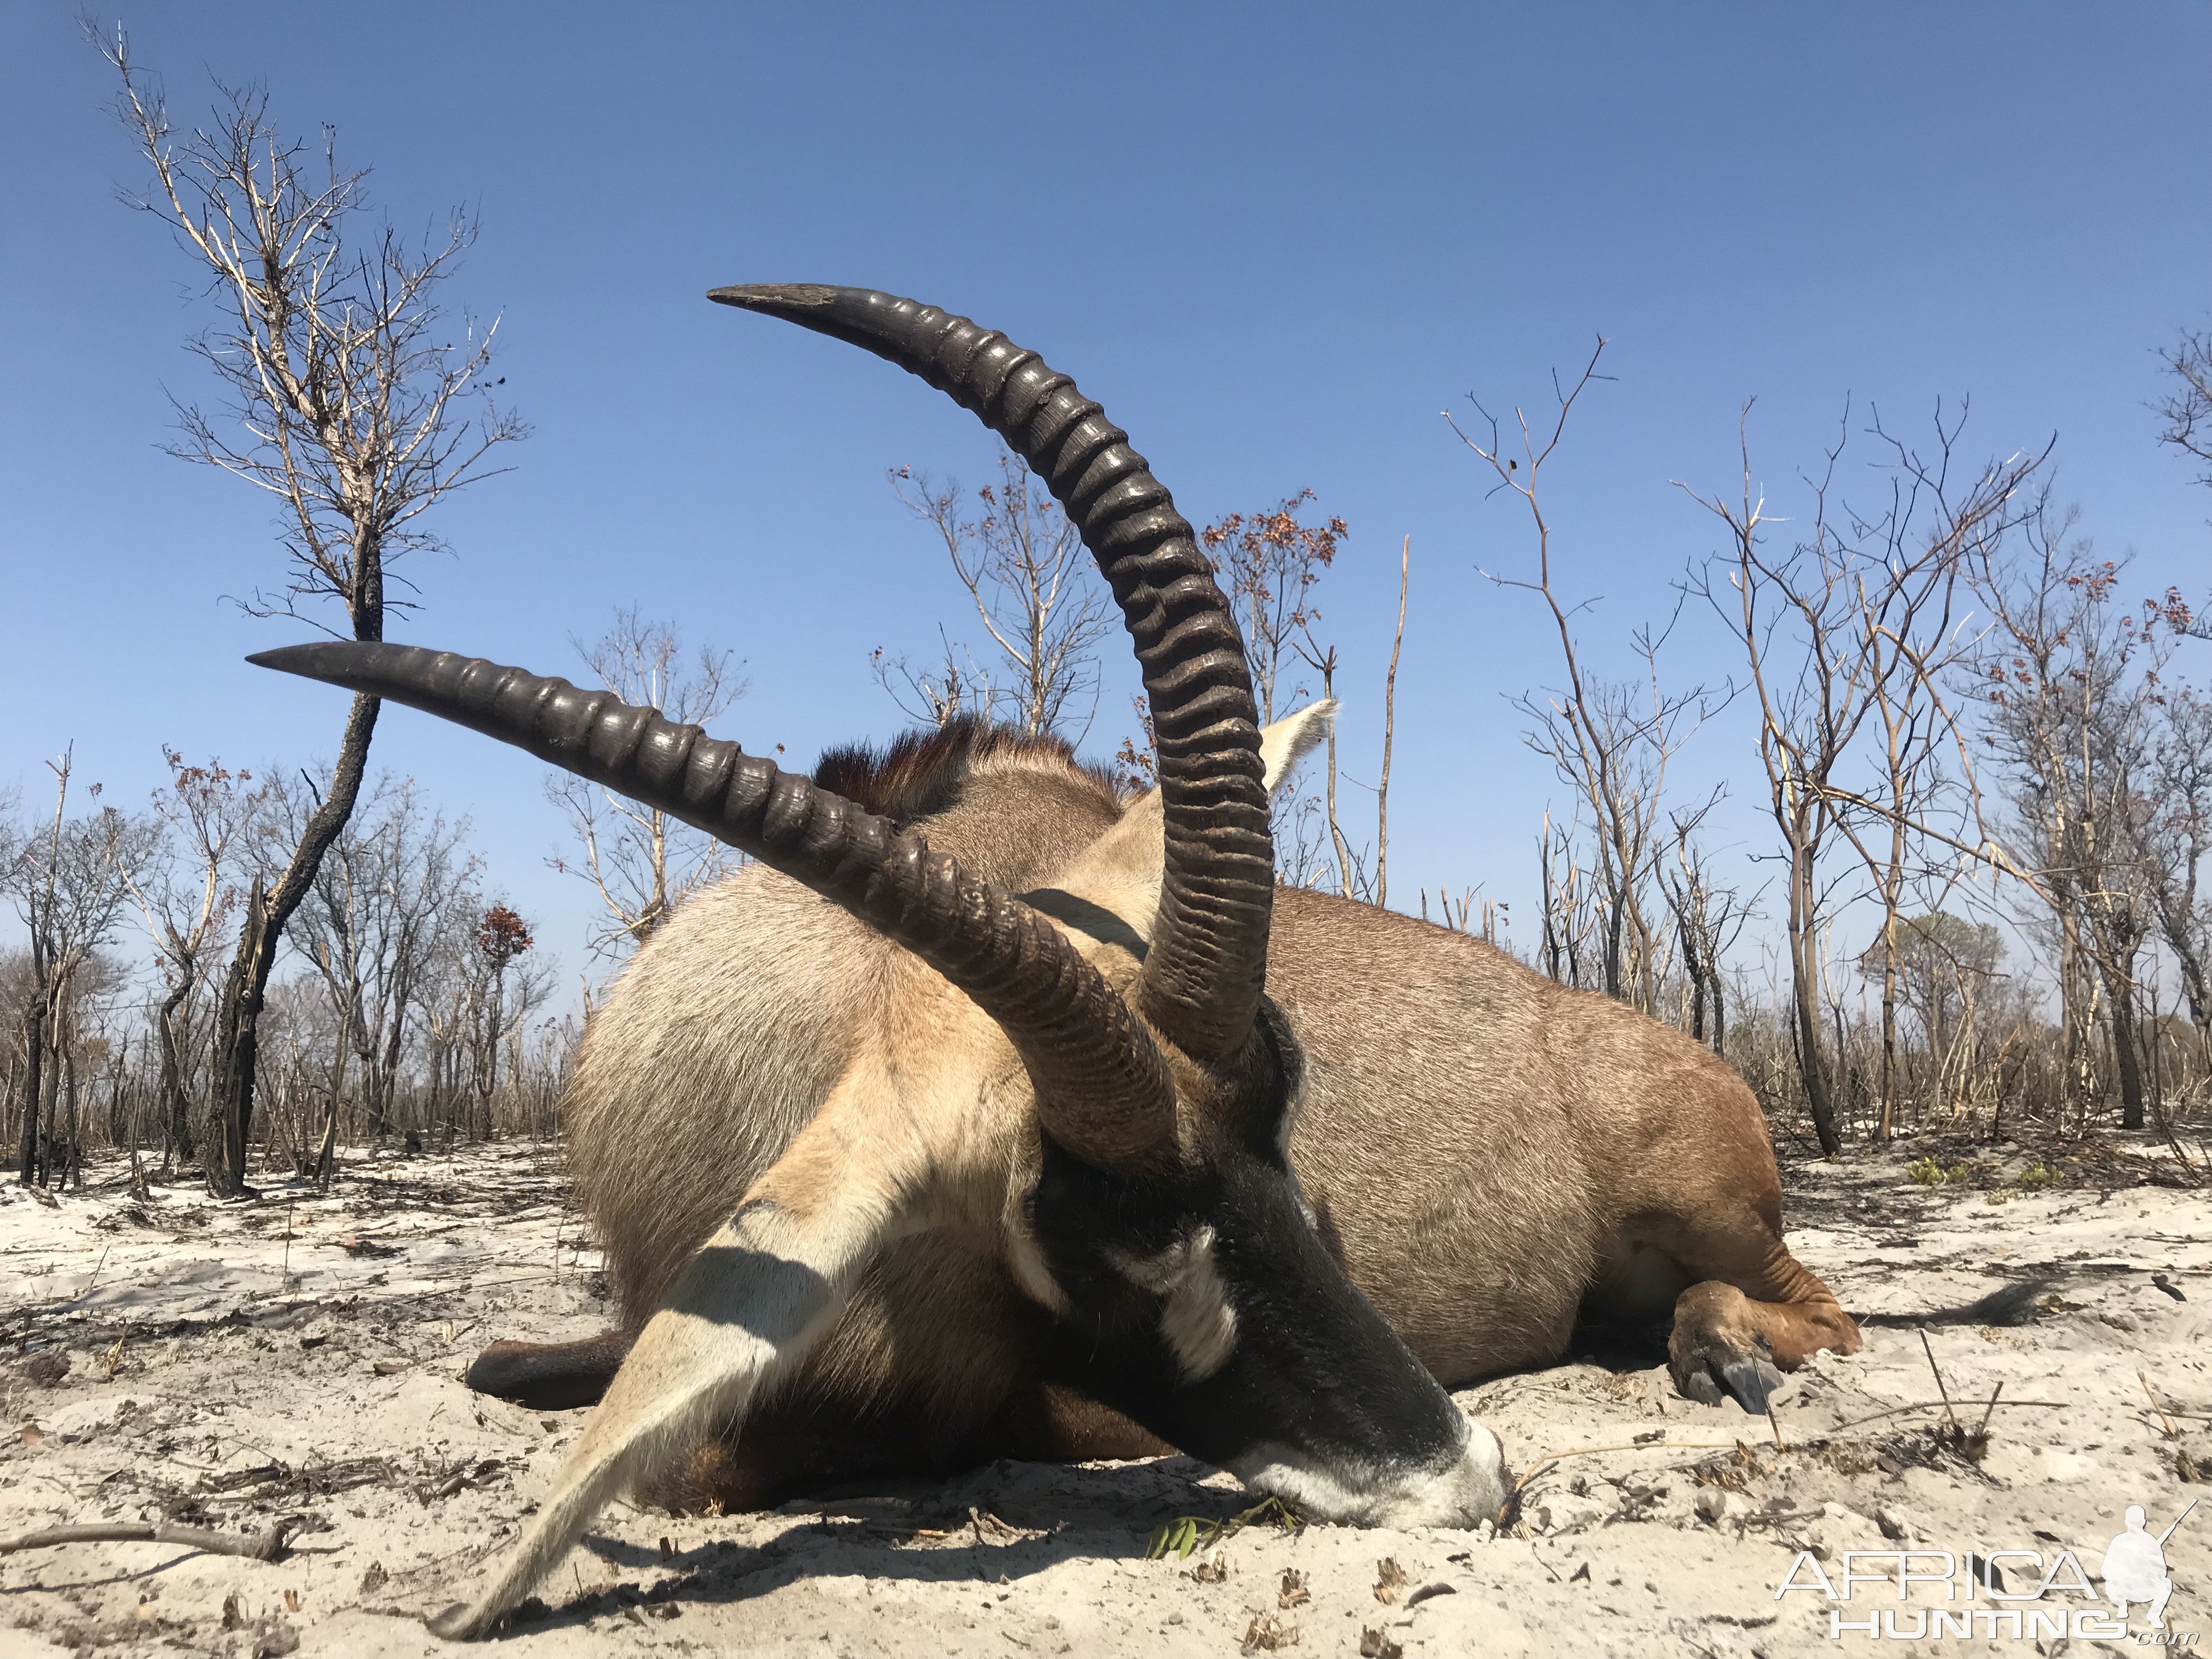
[247,641,1174,1169]
[707,285,1271,1064]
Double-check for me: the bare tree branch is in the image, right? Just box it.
[1457,343,1722,1014]
[884,450,1111,740]
[546,608,745,957]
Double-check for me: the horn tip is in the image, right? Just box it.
[246,641,373,684]
[246,644,329,673]
[708,283,843,312]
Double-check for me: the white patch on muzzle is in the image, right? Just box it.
[1231,1415,1510,1530]
[1105,1225,1239,1381]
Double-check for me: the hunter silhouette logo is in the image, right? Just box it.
[2104,1500,2194,1629]
[1773,1496,2197,1641]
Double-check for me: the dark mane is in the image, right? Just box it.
[812,715,1122,828]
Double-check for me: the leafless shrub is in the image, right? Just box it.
[546,608,745,958]
[879,449,1114,740]
[1454,342,1724,1020]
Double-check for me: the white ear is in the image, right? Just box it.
[1261,699,1338,796]
[1040,700,1342,948]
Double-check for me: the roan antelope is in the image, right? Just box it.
[253,285,1859,1639]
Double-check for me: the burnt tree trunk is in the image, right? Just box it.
[206,690,380,1198]
[36,1028,62,1188]
[206,881,266,1195]
[15,997,44,1187]
[375,985,410,1142]
[1874,837,1904,1144]
[155,980,195,1165]
[1669,896,1708,1046]
[105,1035,129,1146]
[2109,981,2147,1131]
[61,1041,82,1193]
[1786,837,1843,1156]
[1876,947,1899,1144]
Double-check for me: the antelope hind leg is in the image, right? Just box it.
[1610,1092,1863,1416]
[427,1116,901,1639]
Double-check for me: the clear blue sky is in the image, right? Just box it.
[4,2,2207,991]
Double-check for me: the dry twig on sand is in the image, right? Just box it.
[0,1516,303,1561]
[1917,1329,1958,1433]
[2139,1369,2180,1439]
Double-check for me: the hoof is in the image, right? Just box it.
[1718,1355,1784,1415]
[1673,1351,1784,1414]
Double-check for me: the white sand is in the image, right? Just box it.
[2,1136,2205,1656]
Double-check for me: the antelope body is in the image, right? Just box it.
[255,286,1857,1639]
[503,715,1858,1503]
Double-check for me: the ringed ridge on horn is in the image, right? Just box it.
[705,284,1273,1065]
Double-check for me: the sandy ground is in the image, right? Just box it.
[1,1134,2207,1657]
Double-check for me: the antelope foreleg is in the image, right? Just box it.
[427,1147,894,1638]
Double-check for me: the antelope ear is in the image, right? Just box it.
[1039,702,1340,949]
[1259,698,1336,796]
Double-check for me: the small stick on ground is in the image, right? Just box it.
[1918,1328,1959,1434]
[2140,1370,2180,1440]
[1824,1397,2066,1435]
[1769,1393,1787,1451]
[281,1194,296,1293]
[1976,1382,2005,1439]
[552,1187,569,1283]
[0,1518,300,1561]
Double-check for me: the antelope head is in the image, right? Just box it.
[255,287,1510,1531]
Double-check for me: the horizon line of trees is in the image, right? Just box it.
[2,747,568,1193]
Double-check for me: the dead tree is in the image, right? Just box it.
[1856,910,2003,1122]
[2148,684,2212,1065]
[2158,326,2212,493]
[1283,534,1406,909]
[1455,345,1719,1015]
[1680,410,1876,1155]
[1203,493,1347,725]
[6,765,64,1187]
[1375,537,1408,911]
[546,608,744,957]
[103,30,524,1194]
[1679,405,2045,1145]
[463,904,550,1139]
[120,752,268,1165]
[1537,810,1600,988]
[283,771,476,1143]
[1966,504,2174,1130]
[4,753,156,1186]
[1205,493,1357,895]
[882,448,1114,738]
[1808,409,2047,1139]
[1660,814,1758,1057]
